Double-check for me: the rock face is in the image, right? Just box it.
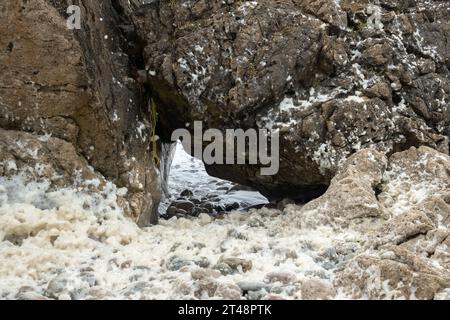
[0,0,161,224]
[286,146,450,299]
[129,0,449,200]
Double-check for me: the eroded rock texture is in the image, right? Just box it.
[0,0,160,224]
[286,146,450,299]
[129,0,450,200]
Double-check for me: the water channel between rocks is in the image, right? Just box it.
[159,142,269,218]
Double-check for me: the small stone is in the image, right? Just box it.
[191,268,221,280]
[194,279,218,299]
[247,290,267,300]
[265,272,296,284]
[193,206,209,217]
[172,200,195,213]
[46,274,71,299]
[417,58,436,74]
[218,257,253,273]
[225,202,240,211]
[16,291,49,300]
[227,228,248,240]
[180,189,194,197]
[165,206,177,218]
[213,262,234,276]
[194,256,211,268]
[201,202,214,212]
[237,281,271,293]
[166,256,191,271]
[214,283,242,300]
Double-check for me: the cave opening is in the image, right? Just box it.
[158,141,269,219]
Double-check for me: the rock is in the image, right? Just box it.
[237,281,272,293]
[194,279,218,299]
[288,146,450,299]
[0,0,161,225]
[335,247,450,300]
[227,185,256,193]
[227,228,248,240]
[417,58,436,75]
[193,256,211,268]
[265,294,287,300]
[270,284,298,296]
[122,281,155,298]
[180,189,194,197]
[165,206,178,218]
[166,256,192,271]
[172,200,196,213]
[217,257,253,273]
[362,43,393,66]
[213,263,234,276]
[225,202,240,212]
[200,202,214,213]
[191,268,221,280]
[265,272,297,285]
[192,206,210,217]
[16,292,49,300]
[214,204,226,213]
[127,0,449,200]
[301,279,336,300]
[176,209,188,216]
[45,273,83,300]
[87,287,114,300]
[214,283,242,300]
[292,149,388,229]
[246,290,267,300]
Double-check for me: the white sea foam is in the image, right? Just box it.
[0,173,358,300]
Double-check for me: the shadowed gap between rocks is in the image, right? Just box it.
[158,141,271,219]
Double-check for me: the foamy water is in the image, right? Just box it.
[159,142,268,214]
[0,173,360,299]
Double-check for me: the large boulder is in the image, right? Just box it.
[286,146,450,299]
[129,0,450,200]
[0,0,160,224]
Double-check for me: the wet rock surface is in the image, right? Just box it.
[0,0,161,225]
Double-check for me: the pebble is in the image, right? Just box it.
[218,257,253,273]
[166,256,191,271]
[191,268,221,280]
[214,283,242,300]
[237,281,272,293]
[265,271,296,284]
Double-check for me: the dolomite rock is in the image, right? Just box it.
[0,0,161,224]
[127,0,449,200]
